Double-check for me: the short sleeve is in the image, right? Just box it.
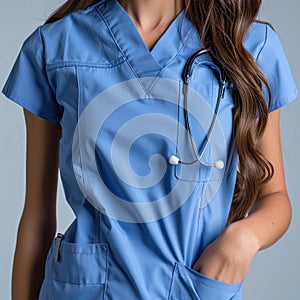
[1,26,61,124]
[256,24,298,113]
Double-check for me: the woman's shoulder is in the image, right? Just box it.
[243,21,279,61]
[26,1,120,66]
[39,2,106,43]
[244,21,298,111]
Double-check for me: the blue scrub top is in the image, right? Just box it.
[2,0,298,299]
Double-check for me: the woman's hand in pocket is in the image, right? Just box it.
[192,221,260,284]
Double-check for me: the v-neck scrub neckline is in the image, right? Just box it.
[96,0,193,78]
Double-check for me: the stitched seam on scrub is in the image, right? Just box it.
[254,24,299,111]
[255,24,268,62]
[269,88,298,111]
[45,277,105,286]
[95,4,149,95]
[46,58,126,72]
[75,65,88,197]
[148,22,195,90]
[1,91,60,123]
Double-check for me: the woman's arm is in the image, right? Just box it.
[12,108,61,300]
[192,108,292,284]
[235,108,292,250]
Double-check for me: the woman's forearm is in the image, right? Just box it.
[11,110,60,300]
[192,190,292,284]
[232,190,292,251]
[12,217,55,300]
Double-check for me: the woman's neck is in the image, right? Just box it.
[117,0,183,32]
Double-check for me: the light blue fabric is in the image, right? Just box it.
[2,0,298,299]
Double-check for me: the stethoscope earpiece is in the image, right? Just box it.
[169,48,226,171]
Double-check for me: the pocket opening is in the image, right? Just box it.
[45,238,108,285]
[168,261,243,300]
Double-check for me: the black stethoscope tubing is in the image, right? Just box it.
[168,48,226,170]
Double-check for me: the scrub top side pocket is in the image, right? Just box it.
[39,236,108,300]
[168,261,243,300]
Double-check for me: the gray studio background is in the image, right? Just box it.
[0,1,299,299]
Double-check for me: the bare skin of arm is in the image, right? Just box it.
[192,108,292,284]
[12,108,61,300]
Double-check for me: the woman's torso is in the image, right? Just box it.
[37,0,268,299]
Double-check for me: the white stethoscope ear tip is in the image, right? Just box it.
[214,160,224,169]
[169,155,180,165]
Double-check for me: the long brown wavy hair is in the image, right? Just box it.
[45,0,274,224]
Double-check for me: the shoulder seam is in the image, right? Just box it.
[37,26,49,79]
[255,24,269,61]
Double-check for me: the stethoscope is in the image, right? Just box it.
[168,48,226,170]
